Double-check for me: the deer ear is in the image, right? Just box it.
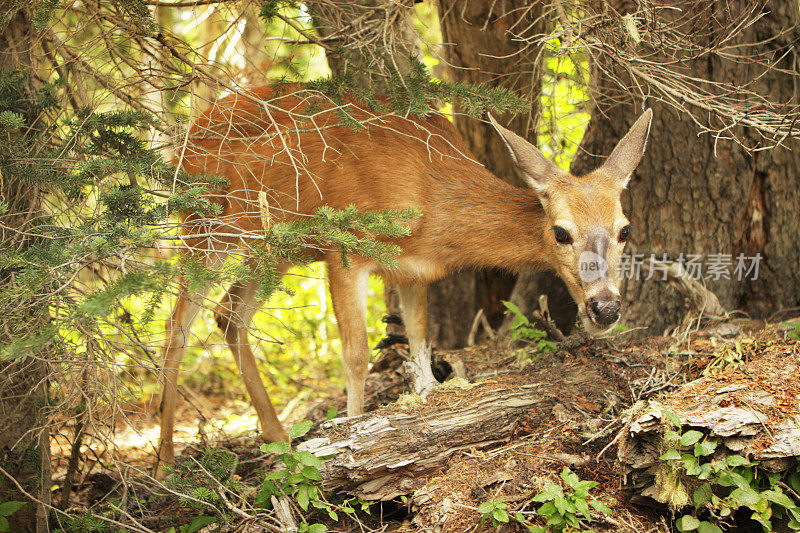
[601,108,653,188]
[488,113,566,193]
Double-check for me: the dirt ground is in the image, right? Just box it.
[49,318,800,532]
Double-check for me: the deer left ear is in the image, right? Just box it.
[601,108,653,188]
[488,113,567,194]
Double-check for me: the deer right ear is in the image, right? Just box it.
[488,113,567,193]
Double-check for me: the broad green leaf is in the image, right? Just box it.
[307,524,326,533]
[661,409,682,427]
[0,502,24,517]
[261,441,291,455]
[693,484,713,508]
[290,420,313,439]
[325,406,338,420]
[763,490,795,509]
[730,486,761,508]
[296,485,310,511]
[696,521,723,533]
[694,439,718,457]
[682,454,701,476]
[493,508,509,523]
[560,467,579,487]
[301,465,323,481]
[0,516,9,533]
[680,430,704,446]
[665,430,681,442]
[285,473,304,485]
[660,449,681,461]
[789,472,800,494]
[675,514,701,532]
[537,502,556,516]
[589,499,612,515]
[574,497,591,519]
[294,451,323,468]
[184,516,216,533]
[477,501,494,514]
[726,455,750,467]
[554,495,567,516]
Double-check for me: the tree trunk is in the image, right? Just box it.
[571,1,800,334]
[433,0,575,347]
[0,6,52,533]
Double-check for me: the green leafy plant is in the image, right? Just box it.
[257,421,372,532]
[478,499,510,528]
[502,301,557,354]
[529,467,611,533]
[256,420,332,532]
[784,321,800,341]
[658,409,800,532]
[0,499,25,533]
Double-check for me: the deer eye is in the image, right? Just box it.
[552,225,573,245]
[619,224,633,243]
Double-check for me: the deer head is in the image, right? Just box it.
[490,109,653,334]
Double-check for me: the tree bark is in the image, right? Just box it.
[433,0,575,347]
[572,1,800,334]
[0,6,52,533]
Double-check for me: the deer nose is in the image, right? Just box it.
[588,297,621,326]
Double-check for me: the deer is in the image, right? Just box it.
[156,83,652,471]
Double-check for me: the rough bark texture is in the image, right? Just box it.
[433,0,576,347]
[299,384,548,500]
[0,6,51,533]
[572,1,800,334]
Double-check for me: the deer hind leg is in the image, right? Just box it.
[157,269,216,474]
[328,262,370,416]
[397,283,438,396]
[213,270,290,444]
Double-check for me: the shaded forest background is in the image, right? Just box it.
[0,1,798,531]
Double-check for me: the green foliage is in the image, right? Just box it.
[256,420,373,531]
[53,512,109,533]
[478,499,510,528]
[502,301,557,354]
[658,409,800,532]
[258,1,299,23]
[257,421,329,530]
[784,321,800,341]
[307,55,530,128]
[165,447,237,519]
[0,499,25,533]
[528,467,611,532]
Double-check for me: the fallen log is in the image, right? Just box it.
[298,382,551,500]
[297,344,656,501]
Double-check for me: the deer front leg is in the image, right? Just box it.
[328,263,370,416]
[214,277,290,444]
[397,283,438,396]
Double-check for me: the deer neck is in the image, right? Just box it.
[432,175,554,273]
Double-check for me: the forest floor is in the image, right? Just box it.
[49,317,800,533]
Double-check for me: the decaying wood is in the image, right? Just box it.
[298,384,552,500]
[617,350,800,505]
[297,344,659,502]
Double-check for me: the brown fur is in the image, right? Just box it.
[155,85,651,474]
